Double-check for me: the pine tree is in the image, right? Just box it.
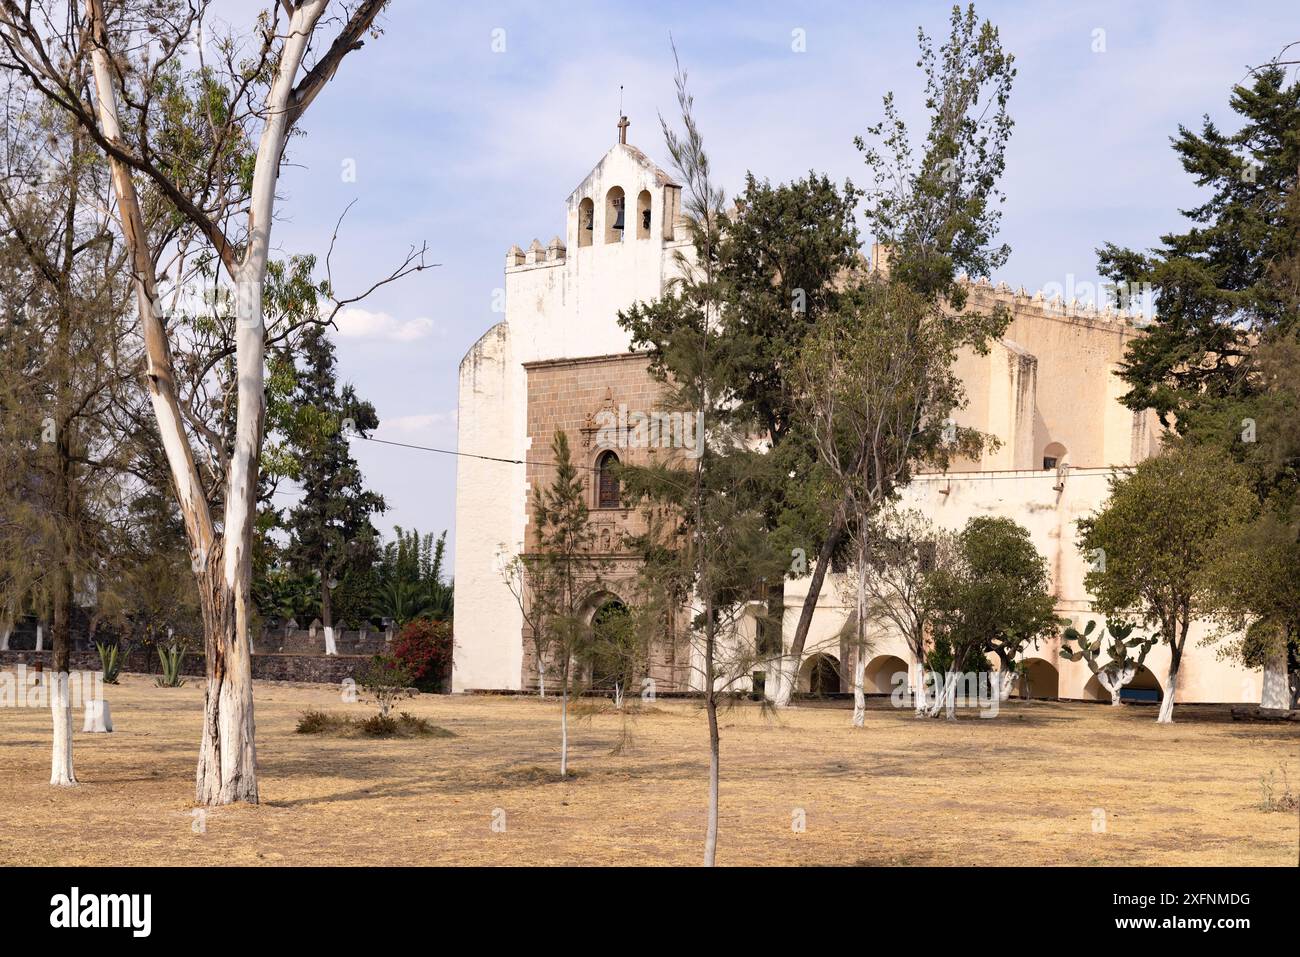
[528,430,604,776]
[284,326,386,631]
[1097,60,1300,702]
[1098,65,1300,436]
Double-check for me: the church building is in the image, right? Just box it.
[452,125,1264,706]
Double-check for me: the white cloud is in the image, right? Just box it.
[382,411,458,435]
[333,306,438,342]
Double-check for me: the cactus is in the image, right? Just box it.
[1060,619,1157,706]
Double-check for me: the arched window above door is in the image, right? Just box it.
[596,450,620,508]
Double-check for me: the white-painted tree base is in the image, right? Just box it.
[83,699,113,733]
[50,673,77,786]
[323,626,337,657]
[1157,668,1179,723]
[851,657,866,727]
[1260,648,1292,711]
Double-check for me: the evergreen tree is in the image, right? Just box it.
[527,430,604,776]
[1096,59,1300,699]
[1098,65,1300,439]
[283,326,386,629]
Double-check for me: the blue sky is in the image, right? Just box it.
[251,0,1297,557]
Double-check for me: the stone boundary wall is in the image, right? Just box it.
[0,649,367,685]
[1,621,394,658]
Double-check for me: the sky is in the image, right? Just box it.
[241,0,1298,558]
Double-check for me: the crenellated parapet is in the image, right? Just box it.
[956,273,1154,332]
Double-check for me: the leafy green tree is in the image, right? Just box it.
[1201,510,1300,709]
[709,173,863,696]
[797,279,997,722]
[855,3,1017,308]
[924,517,1058,716]
[1077,446,1256,722]
[283,324,386,630]
[777,2,1017,702]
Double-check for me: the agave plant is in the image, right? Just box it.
[155,642,188,688]
[95,641,123,685]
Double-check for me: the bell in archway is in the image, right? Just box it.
[612,203,625,231]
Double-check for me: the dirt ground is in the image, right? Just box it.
[1,673,1296,866]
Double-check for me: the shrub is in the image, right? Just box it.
[361,653,417,717]
[297,709,454,738]
[297,710,347,734]
[391,618,454,692]
[360,713,399,736]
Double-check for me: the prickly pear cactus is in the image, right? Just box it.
[1060,619,1156,706]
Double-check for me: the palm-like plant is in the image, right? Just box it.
[369,578,433,626]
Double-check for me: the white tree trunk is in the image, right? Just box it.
[537,661,546,698]
[1260,645,1291,710]
[912,663,928,715]
[770,657,796,707]
[49,672,76,786]
[559,680,569,777]
[852,655,866,727]
[84,0,377,806]
[35,623,44,652]
[704,696,720,866]
[1097,669,1125,706]
[0,622,10,651]
[323,626,337,656]
[1157,665,1178,723]
[929,672,959,719]
[613,682,624,710]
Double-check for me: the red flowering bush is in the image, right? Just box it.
[391,618,454,692]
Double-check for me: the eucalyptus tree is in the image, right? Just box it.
[0,0,423,805]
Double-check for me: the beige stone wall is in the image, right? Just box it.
[521,353,691,691]
[949,282,1159,472]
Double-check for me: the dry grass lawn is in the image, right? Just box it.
[1,673,1296,866]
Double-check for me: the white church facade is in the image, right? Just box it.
[452,133,1265,706]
